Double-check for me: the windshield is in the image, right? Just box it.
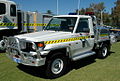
[0,3,6,15]
[44,17,77,32]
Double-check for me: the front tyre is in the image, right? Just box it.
[45,52,68,78]
[51,58,64,75]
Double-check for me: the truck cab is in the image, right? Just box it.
[4,14,111,78]
[0,0,17,30]
[44,15,95,59]
[0,0,17,50]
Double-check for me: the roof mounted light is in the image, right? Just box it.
[85,12,95,15]
[68,13,77,15]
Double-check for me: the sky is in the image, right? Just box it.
[12,0,116,15]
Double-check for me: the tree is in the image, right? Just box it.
[90,2,105,25]
[75,8,85,15]
[46,10,52,14]
[111,0,120,27]
[86,7,94,12]
[80,8,86,15]
[76,2,106,25]
[93,2,105,12]
[103,12,111,25]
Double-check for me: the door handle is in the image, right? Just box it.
[76,42,79,44]
[82,41,85,48]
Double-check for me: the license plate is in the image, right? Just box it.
[13,57,22,63]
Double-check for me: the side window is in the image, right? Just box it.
[10,4,16,16]
[0,3,6,15]
[76,18,89,33]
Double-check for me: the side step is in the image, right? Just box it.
[72,51,96,61]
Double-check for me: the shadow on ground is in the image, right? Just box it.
[17,65,47,79]
[0,50,5,53]
[17,51,115,79]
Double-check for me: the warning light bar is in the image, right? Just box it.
[85,12,95,15]
[68,13,77,15]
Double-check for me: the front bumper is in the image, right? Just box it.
[6,48,46,67]
[4,37,46,67]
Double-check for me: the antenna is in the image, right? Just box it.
[77,0,80,15]
[57,0,59,15]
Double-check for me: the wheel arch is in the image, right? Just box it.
[96,40,111,48]
[44,48,69,78]
[99,40,111,48]
[93,40,111,51]
[45,47,71,60]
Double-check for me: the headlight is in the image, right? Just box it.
[21,42,45,51]
[35,42,45,50]
[37,43,45,47]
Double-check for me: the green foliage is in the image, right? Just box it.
[111,0,120,27]
[46,10,53,14]
[76,1,120,27]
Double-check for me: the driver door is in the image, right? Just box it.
[71,18,95,57]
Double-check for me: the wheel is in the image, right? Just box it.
[97,44,110,59]
[45,52,68,78]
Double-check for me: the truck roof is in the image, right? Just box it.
[54,15,91,18]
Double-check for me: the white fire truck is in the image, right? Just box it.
[4,13,111,78]
[0,0,52,50]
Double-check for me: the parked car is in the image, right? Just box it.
[110,29,120,42]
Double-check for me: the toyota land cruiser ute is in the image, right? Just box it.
[4,14,111,78]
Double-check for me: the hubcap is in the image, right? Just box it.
[102,47,108,57]
[51,58,64,74]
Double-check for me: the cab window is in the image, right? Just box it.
[45,17,77,32]
[0,3,6,15]
[76,18,89,33]
[10,4,16,16]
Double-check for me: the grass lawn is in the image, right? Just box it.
[0,42,120,81]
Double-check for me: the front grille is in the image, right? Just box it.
[4,37,36,52]
[8,37,19,49]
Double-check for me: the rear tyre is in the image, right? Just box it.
[97,44,110,59]
[45,52,68,79]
